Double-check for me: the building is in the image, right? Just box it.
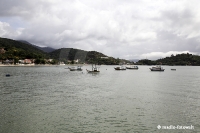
[3,59,14,65]
[0,48,6,54]
[24,59,32,64]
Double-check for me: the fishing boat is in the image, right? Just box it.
[171,69,176,71]
[70,66,82,71]
[69,66,83,71]
[86,64,100,73]
[149,66,165,71]
[114,66,126,70]
[76,66,82,71]
[126,65,138,70]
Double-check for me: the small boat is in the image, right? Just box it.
[114,66,126,70]
[86,64,100,73]
[6,74,11,77]
[150,66,165,71]
[76,66,83,71]
[126,65,138,70]
[69,66,83,71]
[171,69,176,71]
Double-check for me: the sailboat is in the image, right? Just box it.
[86,64,100,73]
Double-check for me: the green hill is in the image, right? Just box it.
[2,37,199,65]
[49,48,124,65]
[136,53,200,66]
[18,40,55,53]
[0,37,48,61]
[0,37,129,65]
[156,53,200,65]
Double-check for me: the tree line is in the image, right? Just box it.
[136,53,200,66]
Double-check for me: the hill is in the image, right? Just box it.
[136,53,200,66]
[0,37,130,65]
[18,40,56,53]
[49,48,125,65]
[0,37,48,62]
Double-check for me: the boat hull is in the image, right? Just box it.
[114,66,126,70]
[126,66,138,69]
[114,68,126,70]
[150,68,165,71]
[126,67,138,70]
[86,69,100,73]
[69,66,83,71]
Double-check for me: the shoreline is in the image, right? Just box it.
[0,64,60,67]
[0,64,90,67]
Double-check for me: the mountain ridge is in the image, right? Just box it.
[18,40,56,53]
[0,37,128,65]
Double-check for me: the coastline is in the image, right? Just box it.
[0,64,89,67]
[0,64,57,67]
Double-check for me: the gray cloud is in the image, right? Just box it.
[0,0,200,60]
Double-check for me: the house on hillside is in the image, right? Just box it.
[24,59,32,64]
[44,59,54,64]
[3,59,14,65]
[74,59,79,63]
[0,48,6,54]
[18,60,24,64]
[18,59,34,64]
[47,59,53,62]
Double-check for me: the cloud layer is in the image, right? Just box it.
[1,0,200,59]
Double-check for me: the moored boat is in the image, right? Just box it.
[150,66,165,71]
[126,65,138,69]
[86,64,100,73]
[114,66,126,70]
[69,66,83,71]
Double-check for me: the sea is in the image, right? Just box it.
[0,65,200,133]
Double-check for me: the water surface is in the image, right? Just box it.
[0,65,200,132]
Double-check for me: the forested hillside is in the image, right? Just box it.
[49,48,124,65]
[136,53,200,65]
[0,37,48,61]
[0,37,129,65]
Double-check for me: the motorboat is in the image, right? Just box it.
[114,66,126,70]
[126,65,138,70]
[149,66,165,71]
[69,66,83,71]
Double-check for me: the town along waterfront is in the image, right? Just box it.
[0,65,200,132]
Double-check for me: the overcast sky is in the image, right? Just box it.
[0,0,200,60]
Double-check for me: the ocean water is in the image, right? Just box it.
[0,65,200,133]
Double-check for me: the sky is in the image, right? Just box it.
[0,0,200,60]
